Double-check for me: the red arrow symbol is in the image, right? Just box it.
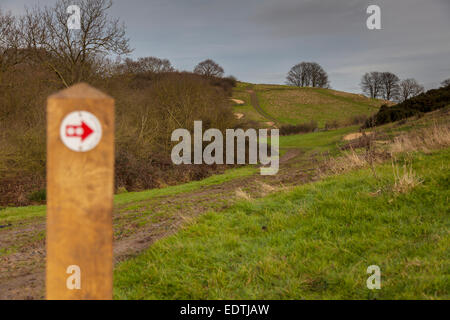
[65,121,94,142]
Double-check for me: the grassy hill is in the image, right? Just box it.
[232,82,388,128]
[112,108,450,299]
[115,148,449,299]
[1,98,448,300]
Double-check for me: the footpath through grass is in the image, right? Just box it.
[0,166,257,224]
[279,126,357,153]
[1,124,357,224]
[114,148,450,300]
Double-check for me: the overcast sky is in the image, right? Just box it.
[2,0,449,92]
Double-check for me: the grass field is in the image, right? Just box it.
[0,166,257,224]
[0,124,356,224]
[1,86,448,300]
[279,126,358,152]
[232,83,386,127]
[114,148,450,299]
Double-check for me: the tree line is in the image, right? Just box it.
[360,71,425,102]
[0,0,228,88]
[0,0,237,206]
[283,63,450,106]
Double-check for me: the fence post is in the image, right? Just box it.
[46,83,114,300]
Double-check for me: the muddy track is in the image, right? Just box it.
[0,149,317,300]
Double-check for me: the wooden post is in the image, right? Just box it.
[46,83,114,300]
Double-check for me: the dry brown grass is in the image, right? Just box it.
[323,120,448,196]
[259,182,276,193]
[235,188,252,200]
[326,148,367,175]
[257,181,289,197]
[391,122,450,154]
[327,130,385,176]
[328,121,450,178]
[392,160,423,194]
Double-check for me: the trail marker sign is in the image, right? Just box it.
[46,83,114,300]
[60,111,102,152]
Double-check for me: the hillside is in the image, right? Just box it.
[366,84,450,127]
[1,107,449,299]
[232,82,388,128]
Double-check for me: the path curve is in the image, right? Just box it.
[246,87,280,126]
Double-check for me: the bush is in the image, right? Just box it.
[325,120,340,130]
[365,84,450,127]
[28,189,46,203]
[209,75,237,96]
[280,121,318,136]
[349,114,368,126]
[0,62,237,206]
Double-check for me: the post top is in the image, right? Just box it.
[49,83,113,100]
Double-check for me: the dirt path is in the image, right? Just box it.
[0,148,314,300]
[246,87,279,126]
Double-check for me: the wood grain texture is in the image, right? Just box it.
[46,83,114,300]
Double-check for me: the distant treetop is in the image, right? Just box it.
[194,59,224,78]
[286,62,329,88]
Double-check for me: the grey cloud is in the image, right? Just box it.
[1,0,449,92]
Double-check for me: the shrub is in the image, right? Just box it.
[348,114,368,126]
[28,189,46,203]
[324,120,340,130]
[365,84,450,127]
[0,62,237,206]
[280,121,318,136]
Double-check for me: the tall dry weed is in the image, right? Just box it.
[392,159,423,194]
[391,122,450,154]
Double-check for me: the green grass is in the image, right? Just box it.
[114,148,450,300]
[231,83,383,128]
[114,166,257,205]
[0,166,257,224]
[0,122,359,224]
[279,126,357,153]
[0,204,47,224]
[252,85,384,127]
[0,122,360,224]
[233,104,268,123]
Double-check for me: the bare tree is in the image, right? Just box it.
[286,62,329,88]
[360,72,383,98]
[194,59,224,78]
[380,72,400,101]
[441,78,450,87]
[0,9,27,84]
[310,62,329,88]
[136,57,174,73]
[286,62,309,87]
[120,56,174,74]
[398,78,424,102]
[23,0,132,87]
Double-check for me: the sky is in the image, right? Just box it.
[1,0,449,93]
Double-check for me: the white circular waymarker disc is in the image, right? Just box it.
[60,111,102,152]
